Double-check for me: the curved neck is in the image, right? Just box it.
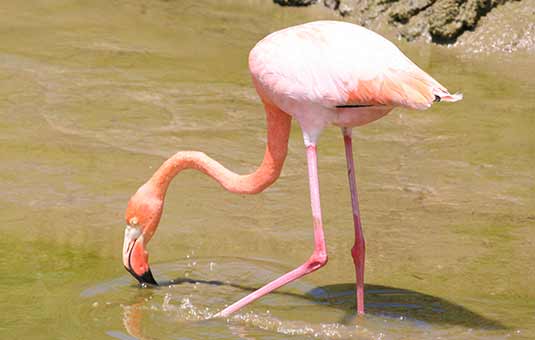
[147,103,291,198]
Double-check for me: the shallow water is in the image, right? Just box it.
[1,1,534,339]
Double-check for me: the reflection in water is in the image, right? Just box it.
[97,258,505,339]
[311,284,506,330]
[121,300,145,340]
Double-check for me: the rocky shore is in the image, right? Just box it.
[273,0,532,47]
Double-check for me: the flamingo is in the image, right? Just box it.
[122,20,462,317]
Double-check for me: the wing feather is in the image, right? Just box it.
[346,68,451,110]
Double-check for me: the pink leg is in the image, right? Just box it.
[215,144,328,317]
[342,128,366,315]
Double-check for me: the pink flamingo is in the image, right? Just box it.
[122,21,462,317]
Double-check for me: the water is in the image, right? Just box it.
[1,1,534,339]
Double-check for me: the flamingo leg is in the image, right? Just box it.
[215,144,328,317]
[342,127,366,315]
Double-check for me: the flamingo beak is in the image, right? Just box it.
[123,226,158,286]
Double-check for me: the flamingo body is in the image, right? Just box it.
[122,20,462,318]
[250,21,461,144]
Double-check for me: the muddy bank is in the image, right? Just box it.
[273,0,534,51]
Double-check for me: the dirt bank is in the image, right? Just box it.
[273,0,533,51]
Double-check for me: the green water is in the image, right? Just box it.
[1,1,534,339]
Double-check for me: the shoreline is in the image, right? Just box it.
[272,0,533,53]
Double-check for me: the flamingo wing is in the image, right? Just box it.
[249,21,461,112]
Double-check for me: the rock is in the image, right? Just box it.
[426,0,511,42]
[272,0,525,44]
[454,0,535,53]
[323,0,340,10]
[389,0,436,24]
[339,3,354,16]
[428,0,462,42]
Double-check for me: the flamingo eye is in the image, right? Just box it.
[129,216,139,226]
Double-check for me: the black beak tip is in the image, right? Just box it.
[125,266,159,286]
[137,268,158,286]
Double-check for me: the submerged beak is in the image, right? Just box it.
[123,226,158,286]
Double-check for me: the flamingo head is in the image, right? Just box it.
[123,185,163,286]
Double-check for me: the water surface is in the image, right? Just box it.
[1,1,534,339]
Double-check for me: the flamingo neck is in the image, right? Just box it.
[147,103,291,199]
